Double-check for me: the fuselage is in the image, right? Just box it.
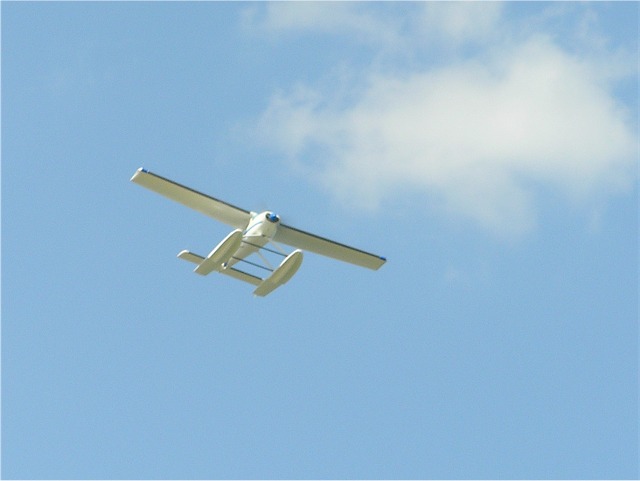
[225,211,280,268]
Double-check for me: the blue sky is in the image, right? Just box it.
[2,2,637,479]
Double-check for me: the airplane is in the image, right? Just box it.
[130,168,386,296]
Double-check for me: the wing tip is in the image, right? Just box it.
[130,167,149,182]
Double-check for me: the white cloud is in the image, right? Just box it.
[242,2,403,48]
[253,4,638,236]
[416,2,504,46]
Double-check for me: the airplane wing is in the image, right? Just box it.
[130,168,251,229]
[274,223,386,270]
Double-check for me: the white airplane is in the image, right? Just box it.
[130,168,386,296]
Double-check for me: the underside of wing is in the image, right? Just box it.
[274,224,386,270]
[130,168,251,229]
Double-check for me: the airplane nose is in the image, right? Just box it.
[267,213,280,223]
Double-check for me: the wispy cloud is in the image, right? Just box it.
[250,3,637,236]
[242,2,405,48]
[416,2,504,46]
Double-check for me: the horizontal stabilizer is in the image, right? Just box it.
[221,266,262,286]
[177,250,204,264]
[178,250,262,286]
